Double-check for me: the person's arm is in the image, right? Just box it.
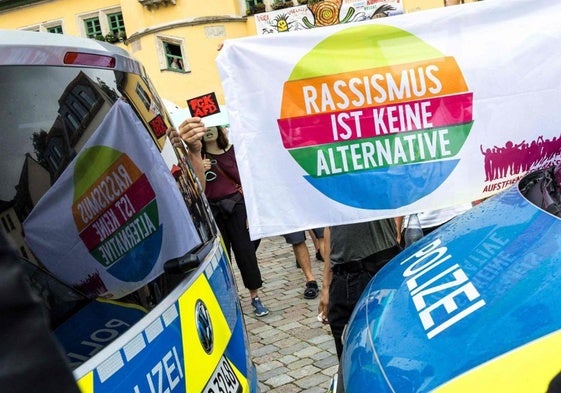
[168,117,207,188]
[179,117,206,187]
[318,227,332,324]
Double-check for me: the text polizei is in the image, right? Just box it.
[400,238,485,339]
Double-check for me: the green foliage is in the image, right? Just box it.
[247,2,266,15]
[105,33,118,43]
[271,0,293,10]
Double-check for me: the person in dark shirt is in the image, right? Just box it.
[318,220,400,359]
[174,120,269,317]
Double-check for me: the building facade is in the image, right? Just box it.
[0,0,477,108]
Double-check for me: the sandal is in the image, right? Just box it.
[304,280,319,299]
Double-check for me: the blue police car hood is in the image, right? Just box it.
[341,181,561,392]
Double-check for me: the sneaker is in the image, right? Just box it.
[315,249,323,262]
[304,280,319,299]
[251,297,269,317]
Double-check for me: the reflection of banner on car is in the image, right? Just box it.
[217,0,561,239]
[24,100,200,298]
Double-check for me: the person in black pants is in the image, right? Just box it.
[175,119,269,317]
[318,220,400,359]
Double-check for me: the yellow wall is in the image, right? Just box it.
[120,0,241,33]
[0,0,479,108]
[0,0,122,36]
[403,0,479,12]
[403,0,443,13]
[125,20,252,106]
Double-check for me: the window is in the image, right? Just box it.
[45,140,64,173]
[21,20,63,34]
[47,25,63,34]
[246,0,265,13]
[59,81,102,137]
[247,0,264,7]
[76,86,97,107]
[157,37,190,73]
[136,83,152,111]
[84,17,102,39]
[164,42,184,71]
[61,111,80,133]
[107,12,125,36]
[79,8,126,40]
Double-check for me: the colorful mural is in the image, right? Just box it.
[255,0,403,34]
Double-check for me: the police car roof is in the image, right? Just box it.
[0,29,141,73]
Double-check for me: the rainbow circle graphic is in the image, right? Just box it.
[277,24,473,209]
[72,146,162,282]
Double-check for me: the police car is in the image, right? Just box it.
[0,30,257,392]
[332,163,561,392]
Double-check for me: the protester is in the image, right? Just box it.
[318,219,400,359]
[173,119,269,317]
[283,228,325,299]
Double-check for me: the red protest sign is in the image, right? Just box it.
[148,114,167,138]
[187,92,220,118]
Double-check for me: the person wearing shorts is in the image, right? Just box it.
[283,228,325,299]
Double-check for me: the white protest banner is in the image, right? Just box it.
[24,101,200,299]
[255,0,403,34]
[217,0,561,239]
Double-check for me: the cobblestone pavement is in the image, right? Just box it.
[232,235,338,393]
